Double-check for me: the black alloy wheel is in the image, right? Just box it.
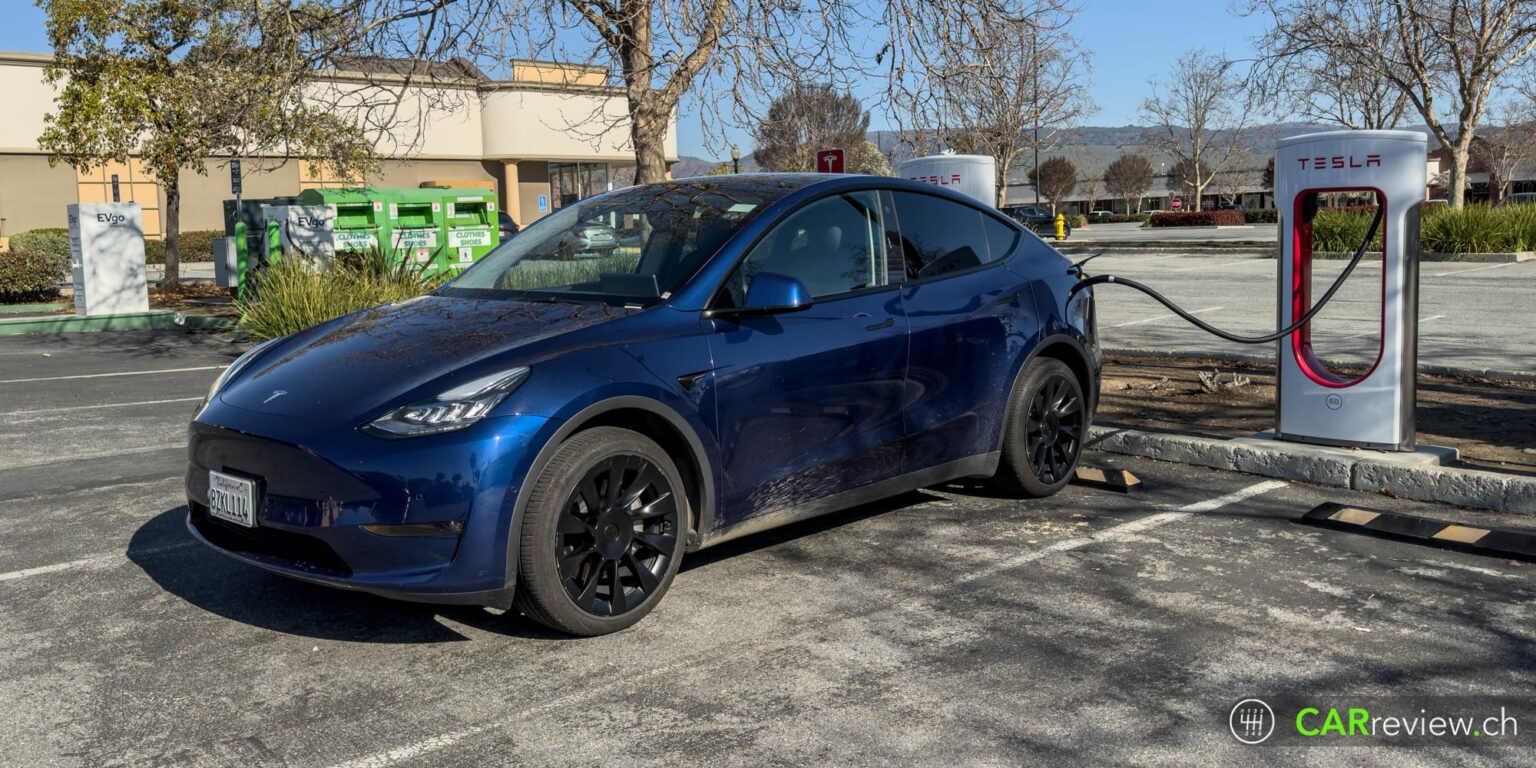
[993,357,1088,498]
[515,427,689,636]
[1025,372,1083,485]
[555,455,678,616]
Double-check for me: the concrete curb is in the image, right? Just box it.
[1088,425,1536,514]
[0,310,236,335]
[1102,346,1536,384]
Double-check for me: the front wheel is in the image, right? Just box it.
[992,358,1087,498]
[514,427,687,636]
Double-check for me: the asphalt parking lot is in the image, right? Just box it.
[1086,251,1536,374]
[2,331,1534,767]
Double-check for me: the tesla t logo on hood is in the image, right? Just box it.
[263,390,288,404]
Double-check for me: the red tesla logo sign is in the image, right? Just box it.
[816,149,845,174]
[1297,154,1382,170]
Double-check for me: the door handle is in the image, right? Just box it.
[864,317,895,332]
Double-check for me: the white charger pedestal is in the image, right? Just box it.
[67,202,148,315]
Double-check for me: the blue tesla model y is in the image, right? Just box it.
[187,174,1099,635]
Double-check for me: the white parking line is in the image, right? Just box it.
[1,397,203,416]
[1430,262,1519,278]
[0,365,224,385]
[1167,259,1272,273]
[322,478,1289,768]
[0,542,194,583]
[1111,306,1223,328]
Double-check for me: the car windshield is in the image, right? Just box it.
[442,179,802,305]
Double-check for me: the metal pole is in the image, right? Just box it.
[1032,30,1040,206]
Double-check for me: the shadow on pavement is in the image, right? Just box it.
[129,490,949,642]
[127,506,569,642]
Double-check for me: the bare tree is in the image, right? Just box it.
[1212,157,1260,207]
[1029,156,1077,213]
[504,0,1031,184]
[904,2,1094,204]
[1078,168,1104,213]
[1243,2,1412,130]
[1247,0,1536,208]
[1139,49,1250,213]
[1472,99,1536,198]
[751,83,869,172]
[1103,153,1154,212]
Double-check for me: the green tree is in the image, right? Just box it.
[38,0,375,285]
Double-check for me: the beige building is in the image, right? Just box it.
[0,52,678,245]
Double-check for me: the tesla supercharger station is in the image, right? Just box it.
[1274,130,1427,451]
[896,154,998,207]
[67,202,148,316]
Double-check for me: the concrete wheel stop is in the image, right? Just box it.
[1233,431,1458,467]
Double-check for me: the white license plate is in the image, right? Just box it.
[208,470,256,528]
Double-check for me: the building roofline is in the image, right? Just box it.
[0,51,54,67]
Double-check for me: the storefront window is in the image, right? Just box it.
[550,162,613,209]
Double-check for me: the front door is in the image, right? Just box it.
[703,190,908,525]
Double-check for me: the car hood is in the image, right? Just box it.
[220,294,635,419]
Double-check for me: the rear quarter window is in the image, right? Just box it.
[891,191,997,280]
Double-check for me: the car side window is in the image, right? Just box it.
[890,191,995,280]
[722,191,888,305]
[982,214,1019,261]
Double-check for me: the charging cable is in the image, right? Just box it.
[1066,206,1383,345]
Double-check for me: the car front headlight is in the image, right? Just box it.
[363,367,530,438]
[202,337,280,407]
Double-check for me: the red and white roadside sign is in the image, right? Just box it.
[1171,197,1183,210]
[815,148,846,174]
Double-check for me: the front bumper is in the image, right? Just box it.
[185,401,556,607]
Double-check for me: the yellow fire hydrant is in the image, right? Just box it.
[1054,213,1067,240]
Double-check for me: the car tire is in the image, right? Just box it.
[992,358,1087,498]
[513,427,688,636]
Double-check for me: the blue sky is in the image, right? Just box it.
[0,1,1273,159]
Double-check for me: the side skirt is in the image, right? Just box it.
[695,453,1000,551]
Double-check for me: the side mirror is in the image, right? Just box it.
[717,272,813,317]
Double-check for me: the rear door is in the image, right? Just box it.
[888,190,1041,472]
[703,190,908,525]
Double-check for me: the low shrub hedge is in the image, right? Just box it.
[1102,213,1152,224]
[1069,214,1089,228]
[236,251,447,341]
[1243,208,1279,224]
[0,250,70,301]
[8,228,71,260]
[1147,210,1245,227]
[145,230,221,264]
[1307,203,1536,253]
[1422,203,1536,253]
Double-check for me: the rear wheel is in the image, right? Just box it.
[514,427,687,636]
[993,358,1087,498]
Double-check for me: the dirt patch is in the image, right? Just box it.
[1096,355,1536,475]
[46,283,235,315]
